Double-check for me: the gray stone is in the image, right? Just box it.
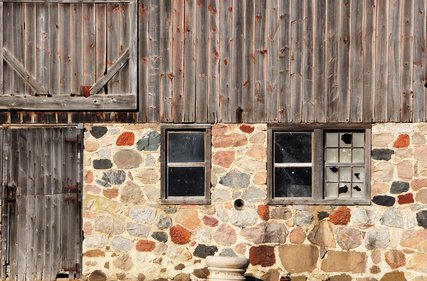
[130,207,157,224]
[373,195,396,206]
[112,236,133,252]
[211,189,232,201]
[318,211,329,220]
[113,149,143,169]
[217,205,229,222]
[126,222,151,237]
[219,248,237,257]
[143,185,160,202]
[390,181,410,194]
[265,222,288,243]
[93,159,113,169]
[351,209,369,227]
[241,187,265,202]
[197,227,212,244]
[417,210,427,228]
[84,234,108,248]
[97,170,126,187]
[382,208,404,228]
[94,216,126,235]
[137,131,161,151]
[152,231,168,243]
[294,211,314,226]
[193,244,218,258]
[365,228,390,249]
[144,154,157,167]
[164,207,177,214]
[371,149,394,161]
[157,215,172,229]
[121,182,144,204]
[336,227,362,250]
[97,149,112,159]
[240,224,265,243]
[270,207,292,220]
[219,169,251,188]
[230,209,258,227]
[90,127,108,138]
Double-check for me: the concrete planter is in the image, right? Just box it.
[206,256,249,281]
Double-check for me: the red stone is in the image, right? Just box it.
[329,206,351,225]
[170,225,191,245]
[136,240,156,252]
[212,133,247,148]
[249,245,275,267]
[84,249,105,257]
[240,124,255,134]
[103,188,119,199]
[398,193,414,204]
[385,249,406,269]
[202,216,219,227]
[116,132,135,146]
[85,170,94,183]
[257,205,270,221]
[213,151,235,168]
[394,134,410,148]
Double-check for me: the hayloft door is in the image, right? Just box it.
[0,127,83,281]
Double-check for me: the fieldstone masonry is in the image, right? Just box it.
[83,123,427,280]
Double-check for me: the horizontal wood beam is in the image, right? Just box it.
[3,48,48,95]
[90,49,130,96]
[2,0,136,3]
[0,94,137,110]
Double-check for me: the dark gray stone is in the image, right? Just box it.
[416,210,427,228]
[372,149,394,161]
[93,159,113,169]
[219,169,251,188]
[157,215,172,229]
[219,248,237,257]
[390,181,410,194]
[318,211,329,220]
[90,127,108,139]
[137,131,161,151]
[97,170,126,186]
[192,268,209,279]
[193,244,218,258]
[152,231,168,243]
[164,207,178,214]
[373,195,395,206]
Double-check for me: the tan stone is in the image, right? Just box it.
[395,148,412,160]
[372,182,390,196]
[290,226,306,244]
[379,271,407,281]
[249,132,266,144]
[417,161,427,177]
[307,221,336,248]
[85,170,94,183]
[175,209,201,230]
[212,133,247,148]
[408,253,427,272]
[400,229,427,252]
[415,145,427,161]
[371,250,382,264]
[373,133,394,148]
[253,171,267,185]
[212,151,235,168]
[321,251,367,273]
[397,160,414,181]
[415,188,427,203]
[235,243,246,255]
[413,133,426,145]
[279,245,319,273]
[411,178,427,191]
[385,249,406,269]
[212,124,232,137]
[372,162,394,182]
[86,140,100,152]
[213,224,236,246]
[246,145,267,161]
[113,254,133,271]
[235,158,265,172]
[136,168,160,184]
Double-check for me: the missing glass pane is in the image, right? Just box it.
[168,132,205,163]
[274,167,312,197]
[340,133,352,147]
[167,167,205,197]
[274,132,312,163]
[325,166,339,182]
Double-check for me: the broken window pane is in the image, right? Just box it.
[167,167,205,197]
[338,182,351,197]
[353,167,364,182]
[352,183,363,197]
[168,132,205,163]
[274,132,312,163]
[274,167,312,197]
[340,133,353,147]
[325,166,339,182]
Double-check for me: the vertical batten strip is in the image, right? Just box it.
[0,2,3,96]
[37,3,49,94]
[148,0,160,121]
[171,0,184,121]
[290,0,303,122]
[195,0,208,122]
[13,3,24,96]
[138,0,149,122]
[302,0,314,122]
[401,0,414,121]
[413,0,426,121]
[253,0,266,121]
[95,3,107,96]
[160,0,172,121]
[82,3,96,91]
[278,0,290,122]
[50,3,60,96]
[242,0,254,123]
[233,0,244,123]
[207,0,219,123]
[266,0,278,122]
[129,2,138,98]
[326,0,339,121]
[338,0,350,122]
[183,0,196,122]
[314,0,326,122]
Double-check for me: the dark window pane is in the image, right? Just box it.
[274,132,312,163]
[168,132,205,162]
[274,167,312,197]
[167,167,205,197]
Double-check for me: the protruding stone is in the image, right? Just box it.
[385,250,406,269]
[213,151,235,168]
[270,207,292,220]
[246,145,267,160]
[394,134,410,148]
[373,133,394,147]
[370,266,381,274]
[152,232,168,243]
[379,271,407,281]
[127,222,150,237]
[249,245,275,267]
[176,209,201,230]
[265,222,288,243]
[365,228,390,250]
[93,159,113,169]
[230,209,258,227]
[390,181,410,194]
[318,211,329,221]
[94,216,126,235]
[173,273,191,281]
[381,208,404,228]
[235,158,265,172]
[112,236,133,252]
[137,131,161,151]
[253,171,267,185]
[170,225,191,245]
[103,188,118,199]
[321,251,367,273]
[202,216,219,227]
[279,245,319,273]
[113,149,142,169]
[136,240,156,252]
[85,140,100,152]
[398,193,414,204]
[336,227,362,250]
[213,224,236,246]
[192,268,209,279]
[411,178,427,191]
[308,221,336,248]
[121,182,144,204]
[416,210,427,228]
[116,132,135,146]
[372,149,394,161]
[219,169,250,188]
[240,224,265,244]
[113,254,133,271]
[130,207,156,224]
[193,244,218,258]
[373,195,395,206]
[329,206,351,225]
[88,270,107,281]
[84,249,105,257]
[90,127,108,139]
[290,226,306,244]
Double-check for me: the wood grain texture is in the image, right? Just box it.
[413,0,426,121]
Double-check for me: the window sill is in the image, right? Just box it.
[268,198,371,206]
[160,198,211,205]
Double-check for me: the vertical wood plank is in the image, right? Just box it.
[138,0,149,122]
[59,3,71,94]
[207,0,219,123]
[362,0,376,122]
[37,3,49,95]
[129,2,138,100]
[106,3,121,95]
[314,0,326,122]
[326,0,339,122]
[241,0,254,123]
[253,0,266,121]
[196,0,208,122]
[400,0,414,121]
[171,0,184,121]
[302,0,314,122]
[290,0,303,122]
[50,3,60,96]
[233,0,244,122]
[183,0,196,122]
[266,0,278,122]
[12,3,24,96]
[278,0,291,122]
[148,0,161,121]
[3,3,13,96]
[34,130,45,280]
[414,0,426,121]
[119,4,129,94]
[337,0,350,122]
[95,3,107,96]
[82,3,96,89]
[0,2,3,96]
[374,0,388,121]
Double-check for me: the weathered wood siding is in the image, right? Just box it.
[0,0,427,124]
[0,0,137,111]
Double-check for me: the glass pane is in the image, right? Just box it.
[168,132,205,163]
[340,133,353,147]
[167,167,205,197]
[353,148,364,163]
[340,167,352,182]
[338,182,351,197]
[339,148,352,163]
[353,133,365,147]
[325,148,338,163]
[353,167,365,182]
[325,182,338,198]
[274,132,312,163]
[352,183,364,197]
[274,167,312,197]
[325,166,339,182]
[325,133,339,147]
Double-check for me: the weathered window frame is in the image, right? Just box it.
[160,124,211,205]
[267,124,371,205]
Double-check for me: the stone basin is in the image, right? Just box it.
[206,256,249,281]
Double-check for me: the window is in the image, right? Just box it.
[268,125,371,205]
[161,125,211,204]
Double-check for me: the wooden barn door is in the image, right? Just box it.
[0,127,83,281]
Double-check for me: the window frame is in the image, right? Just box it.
[267,124,371,205]
[160,124,211,205]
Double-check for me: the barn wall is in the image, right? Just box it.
[82,123,427,280]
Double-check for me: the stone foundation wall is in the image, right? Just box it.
[82,123,427,281]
